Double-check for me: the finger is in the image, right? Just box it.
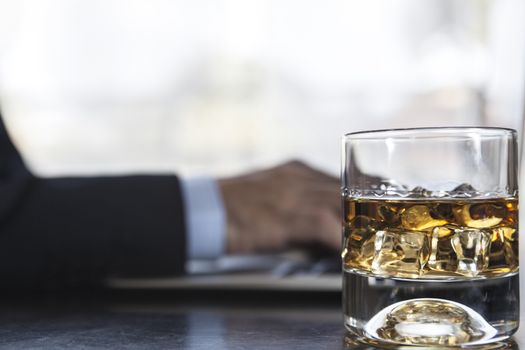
[293,209,342,251]
[318,211,342,251]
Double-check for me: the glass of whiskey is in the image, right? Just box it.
[341,127,519,347]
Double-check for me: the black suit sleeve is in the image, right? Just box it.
[0,116,187,288]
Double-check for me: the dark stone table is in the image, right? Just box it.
[0,290,521,349]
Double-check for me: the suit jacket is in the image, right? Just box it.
[0,114,186,288]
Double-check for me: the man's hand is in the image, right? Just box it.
[218,161,341,255]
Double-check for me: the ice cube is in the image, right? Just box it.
[454,204,504,228]
[451,228,491,277]
[451,183,477,197]
[401,205,448,231]
[503,241,519,273]
[486,230,505,272]
[497,227,517,242]
[430,203,455,222]
[486,227,518,275]
[409,186,433,198]
[378,204,401,227]
[345,215,377,243]
[343,215,377,269]
[343,228,376,261]
[372,229,429,278]
[428,227,458,273]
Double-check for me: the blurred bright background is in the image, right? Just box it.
[0,0,523,177]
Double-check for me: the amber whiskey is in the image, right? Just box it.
[342,197,518,279]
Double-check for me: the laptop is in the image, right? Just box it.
[106,252,341,292]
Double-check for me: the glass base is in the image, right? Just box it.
[343,328,517,349]
[343,272,519,348]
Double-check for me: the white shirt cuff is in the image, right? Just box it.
[180,176,226,260]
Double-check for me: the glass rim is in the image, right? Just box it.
[343,126,517,140]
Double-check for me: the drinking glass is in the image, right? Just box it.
[341,127,519,347]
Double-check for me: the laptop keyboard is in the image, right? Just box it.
[109,255,342,291]
[187,255,341,277]
[272,258,341,277]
